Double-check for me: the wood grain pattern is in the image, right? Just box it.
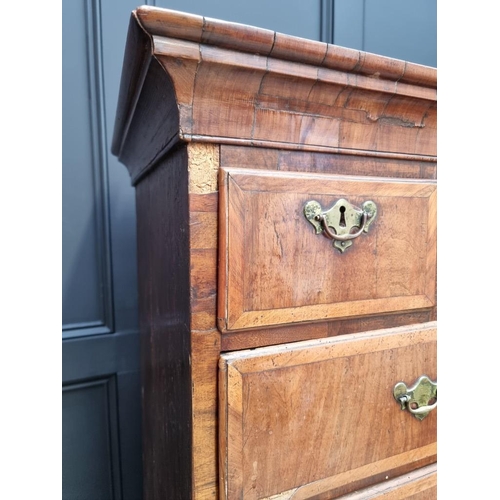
[335,463,436,500]
[187,143,222,498]
[220,323,437,499]
[221,310,433,351]
[190,192,218,213]
[259,452,436,500]
[191,330,221,500]
[219,168,437,331]
[112,22,181,184]
[201,15,274,54]
[220,145,436,180]
[302,458,437,500]
[190,211,217,250]
[137,7,204,42]
[113,7,437,165]
[111,12,152,159]
[189,143,220,332]
[191,248,217,312]
[135,147,192,500]
[222,322,330,351]
[135,6,435,87]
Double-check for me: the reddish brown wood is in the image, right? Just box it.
[191,248,217,314]
[221,310,433,351]
[201,15,275,54]
[328,464,437,500]
[219,168,436,331]
[134,6,436,87]
[312,459,437,499]
[189,193,218,213]
[137,7,204,42]
[113,6,437,165]
[190,212,217,250]
[220,323,437,499]
[220,145,437,180]
[221,322,330,351]
[271,31,328,65]
[220,146,280,171]
[191,330,221,499]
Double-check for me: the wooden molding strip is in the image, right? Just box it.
[183,134,438,162]
[286,451,437,500]
[150,34,436,156]
[136,6,436,87]
[332,463,437,500]
[113,7,437,178]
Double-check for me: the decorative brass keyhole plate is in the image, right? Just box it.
[303,199,377,252]
[393,375,437,421]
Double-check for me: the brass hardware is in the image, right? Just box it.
[393,375,437,421]
[303,199,377,252]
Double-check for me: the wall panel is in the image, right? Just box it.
[334,0,437,67]
[62,378,121,499]
[62,0,113,337]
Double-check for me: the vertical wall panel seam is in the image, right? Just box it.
[320,0,334,44]
[89,0,115,334]
[106,376,124,500]
[361,0,366,50]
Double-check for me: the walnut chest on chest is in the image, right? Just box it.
[112,7,437,499]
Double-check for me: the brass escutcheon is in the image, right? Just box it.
[303,199,377,252]
[393,375,437,421]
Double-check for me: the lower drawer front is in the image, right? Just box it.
[219,322,437,500]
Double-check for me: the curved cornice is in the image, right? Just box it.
[137,6,436,87]
[113,7,437,183]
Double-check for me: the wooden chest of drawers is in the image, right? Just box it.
[112,7,437,499]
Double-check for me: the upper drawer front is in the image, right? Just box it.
[218,168,436,332]
[219,322,437,500]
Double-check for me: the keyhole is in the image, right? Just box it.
[339,206,346,227]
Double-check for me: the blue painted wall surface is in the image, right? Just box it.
[334,0,437,67]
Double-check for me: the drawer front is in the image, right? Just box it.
[219,322,437,500]
[218,168,436,332]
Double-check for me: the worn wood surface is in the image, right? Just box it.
[221,310,433,351]
[220,146,436,180]
[135,147,192,500]
[191,330,221,499]
[189,144,220,334]
[135,7,436,86]
[113,6,437,175]
[220,323,437,500]
[153,35,436,155]
[304,459,437,500]
[335,463,436,500]
[187,144,222,499]
[114,52,181,184]
[219,168,436,331]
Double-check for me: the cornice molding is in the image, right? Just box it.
[113,7,436,183]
